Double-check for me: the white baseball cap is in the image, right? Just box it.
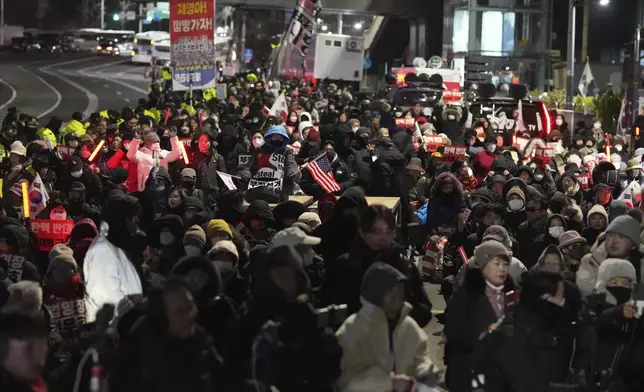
[272,227,321,247]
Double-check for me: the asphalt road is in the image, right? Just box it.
[0,52,151,125]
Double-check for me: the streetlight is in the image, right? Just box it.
[566,0,610,136]
[353,22,362,30]
[321,25,328,31]
[113,13,120,21]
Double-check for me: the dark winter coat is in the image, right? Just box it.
[111,316,225,392]
[425,172,464,231]
[313,186,368,265]
[369,143,407,197]
[322,235,432,327]
[191,149,227,210]
[471,305,570,392]
[444,267,516,392]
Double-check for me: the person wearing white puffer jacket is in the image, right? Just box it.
[335,262,439,392]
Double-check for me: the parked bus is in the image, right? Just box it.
[131,31,170,64]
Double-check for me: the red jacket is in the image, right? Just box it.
[472,150,497,182]
[107,149,138,192]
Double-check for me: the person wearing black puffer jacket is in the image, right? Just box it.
[191,128,227,210]
[218,124,247,171]
[369,137,407,197]
[346,127,375,192]
[231,244,342,392]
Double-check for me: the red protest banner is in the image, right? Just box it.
[443,145,467,162]
[395,118,416,129]
[576,173,590,189]
[56,145,76,158]
[30,219,74,251]
[424,136,444,152]
[534,146,554,167]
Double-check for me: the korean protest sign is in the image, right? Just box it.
[170,0,217,91]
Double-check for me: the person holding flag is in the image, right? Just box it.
[300,142,353,197]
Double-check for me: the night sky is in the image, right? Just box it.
[552,0,640,61]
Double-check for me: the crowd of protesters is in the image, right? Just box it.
[0,73,644,392]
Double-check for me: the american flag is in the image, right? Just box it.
[306,155,341,193]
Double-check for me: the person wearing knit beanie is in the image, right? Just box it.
[605,215,641,257]
[506,186,526,212]
[47,244,78,278]
[582,203,609,249]
[183,225,207,256]
[473,240,511,287]
[143,132,160,146]
[207,240,240,283]
[206,219,232,246]
[595,258,637,306]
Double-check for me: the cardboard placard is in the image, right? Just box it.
[30,219,74,251]
[395,117,416,129]
[238,153,252,166]
[576,173,590,189]
[424,136,444,152]
[443,145,467,162]
[56,145,76,158]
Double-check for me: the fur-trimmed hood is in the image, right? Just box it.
[431,171,464,200]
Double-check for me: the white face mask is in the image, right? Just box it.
[485,144,496,153]
[70,170,83,178]
[160,232,175,246]
[594,122,601,129]
[252,137,264,148]
[395,111,403,117]
[555,119,563,126]
[184,245,202,256]
[422,107,432,116]
[352,126,360,133]
[180,126,190,134]
[68,141,79,148]
[534,173,544,181]
[508,199,524,211]
[548,226,565,238]
[447,115,456,121]
[615,145,623,152]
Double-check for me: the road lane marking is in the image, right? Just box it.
[38,61,98,119]
[17,65,63,119]
[104,84,109,88]
[124,98,131,103]
[80,59,131,73]
[77,70,148,95]
[116,91,122,95]
[0,78,18,112]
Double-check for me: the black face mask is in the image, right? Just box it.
[182,180,194,189]
[270,139,282,147]
[568,248,585,261]
[326,152,336,161]
[358,136,369,146]
[607,286,632,304]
